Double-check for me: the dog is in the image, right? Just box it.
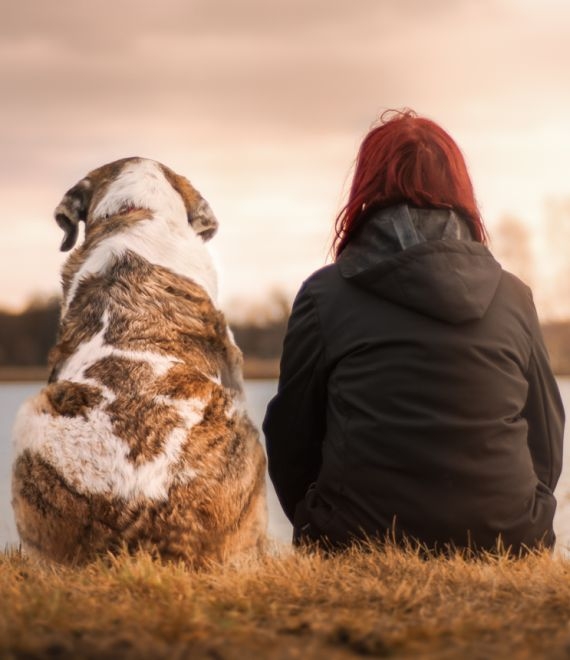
[11,157,267,566]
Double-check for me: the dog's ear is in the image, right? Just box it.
[158,164,219,241]
[190,198,219,242]
[54,179,93,251]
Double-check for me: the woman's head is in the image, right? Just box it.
[333,109,486,258]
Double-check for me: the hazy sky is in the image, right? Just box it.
[2,0,569,317]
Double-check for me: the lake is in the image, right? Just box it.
[1,378,569,552]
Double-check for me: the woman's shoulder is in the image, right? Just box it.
[495,267,534,307]
[297,263,349,301]
[302,263,345,289]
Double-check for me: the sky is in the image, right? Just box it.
[1,0,569,319]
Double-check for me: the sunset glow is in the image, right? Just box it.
[1,0,569,319]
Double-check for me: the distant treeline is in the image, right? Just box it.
[0,298,61,367]
[1,299,569,375]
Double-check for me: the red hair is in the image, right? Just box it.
[333,110,487,258]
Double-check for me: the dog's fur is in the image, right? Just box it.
[11,157,267,567]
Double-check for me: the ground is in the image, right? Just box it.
[2,542,570,659]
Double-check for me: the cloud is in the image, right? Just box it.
[1,0,569,312]
[3,0,569,144]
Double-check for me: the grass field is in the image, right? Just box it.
[2,542,570,659]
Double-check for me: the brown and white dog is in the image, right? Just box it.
[11,157,267,567]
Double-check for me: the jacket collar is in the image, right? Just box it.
[338,204,473,279]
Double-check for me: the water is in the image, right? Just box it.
[2,379,569,551]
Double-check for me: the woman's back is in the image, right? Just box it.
[266,204,561,552]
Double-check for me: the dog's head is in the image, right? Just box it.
[54,157,218,251]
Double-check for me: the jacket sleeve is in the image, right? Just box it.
[521,303,565,491]
[262,281,328,523]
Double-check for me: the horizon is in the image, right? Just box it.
[2,0,569,320]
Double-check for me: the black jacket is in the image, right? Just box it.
[263,204,565,552]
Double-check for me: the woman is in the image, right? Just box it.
[263,110,565,554]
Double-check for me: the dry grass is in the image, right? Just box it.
[2,541,570,659]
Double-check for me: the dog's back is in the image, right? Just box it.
[11,158,267,566]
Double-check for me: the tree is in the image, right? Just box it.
[541,199,570,320]
[491,215,535,288]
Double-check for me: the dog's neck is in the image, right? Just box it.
[60,213,218,317]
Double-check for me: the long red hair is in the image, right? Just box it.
[333,110,487,258]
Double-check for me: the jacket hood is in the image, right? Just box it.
[337,204,502,323]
